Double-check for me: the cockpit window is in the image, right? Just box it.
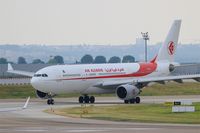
[34,74,48,77]
[42,74,48,77]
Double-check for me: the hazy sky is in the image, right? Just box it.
[0,0,200,45]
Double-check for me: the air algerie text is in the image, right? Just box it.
[85,68,125,73]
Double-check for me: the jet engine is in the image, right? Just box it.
[116,84,140,100]
[36,90,48,99]
[169,64,175,72]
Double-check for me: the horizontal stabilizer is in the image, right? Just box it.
[8,63,14,71]
[7,63,34,77]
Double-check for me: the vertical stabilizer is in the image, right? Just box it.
[155,20,181,62]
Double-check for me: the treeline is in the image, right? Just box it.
[79,55,135,64]
[0,54,135,64]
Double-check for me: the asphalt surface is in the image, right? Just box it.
[0,96,200,133]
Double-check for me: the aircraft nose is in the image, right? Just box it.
[30,77,40,90]
[31,77,48,92]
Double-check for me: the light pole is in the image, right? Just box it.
[141,32,149,62]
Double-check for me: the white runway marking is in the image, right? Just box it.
[67,129,107,132]
[16,129,47,132]
[0,127,158,133]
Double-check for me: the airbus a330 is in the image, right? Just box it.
[8,20,200,105]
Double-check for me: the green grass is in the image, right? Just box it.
[0,85,36,98]
[46,103,200,124]
[142,82,200,96]
[0,82,200,98]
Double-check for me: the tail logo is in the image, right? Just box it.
[168,41,175,55]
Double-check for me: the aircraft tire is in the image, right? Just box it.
[79,96,84,103]
[47,99,54,105]
[51,99,54,105]
[89,96,95,103]
[47,99,51,105]
[124,100,129,104]
[84,96,90,103]
[135,97,140,104]
[130,98,135,104]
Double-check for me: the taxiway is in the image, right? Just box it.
[0,96,200,133]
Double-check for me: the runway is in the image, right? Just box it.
[0,96,200,133]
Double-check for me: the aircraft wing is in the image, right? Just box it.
[7,64,34,77]
[97,74,200,88]
[95,79,133,87]
[0,97,30,112]
[136,74,200,83]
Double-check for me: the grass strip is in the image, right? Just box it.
[46,103,200,124]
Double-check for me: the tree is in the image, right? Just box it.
[32,59,45,64]
[0,58,7,64]
[54,55,64,64]
[48,59,57,64]
[108,56,121,63]
[94,56,106,64]
[122,55,135,63]
[81,54,93,64]
[47,55,64,64]
[17,57,27,64]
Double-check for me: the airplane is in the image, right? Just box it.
[7,20,200,105]
[0,97,30,112]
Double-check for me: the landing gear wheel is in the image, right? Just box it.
[79,96,84,103]
[47,99,54,105]
[124,100,129,104]
[47,99,51,105]
[130,98,135,104]
[89,96,95,103]
[135,97,141,104]
[51,99,54,105]
[84,95,90,103]
[79,95,96,104]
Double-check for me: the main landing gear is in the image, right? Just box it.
[124,97,140,104]
[79,95,95,103]
[47,98,54,105]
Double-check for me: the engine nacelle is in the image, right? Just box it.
[36,90,48,99]
[116,84,140,100]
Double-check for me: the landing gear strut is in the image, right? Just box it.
[47,98,54,105]
[124,97,140,104]
[79,95,95,103]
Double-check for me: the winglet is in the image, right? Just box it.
[7,63,14,71]
[22,96,30,109]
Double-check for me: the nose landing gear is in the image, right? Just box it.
[47,98,54,105]
[79,95,95,103]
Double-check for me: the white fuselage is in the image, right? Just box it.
[31,62,170,95]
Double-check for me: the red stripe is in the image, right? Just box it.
[150,55,157,63]
[61,63,157,80]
